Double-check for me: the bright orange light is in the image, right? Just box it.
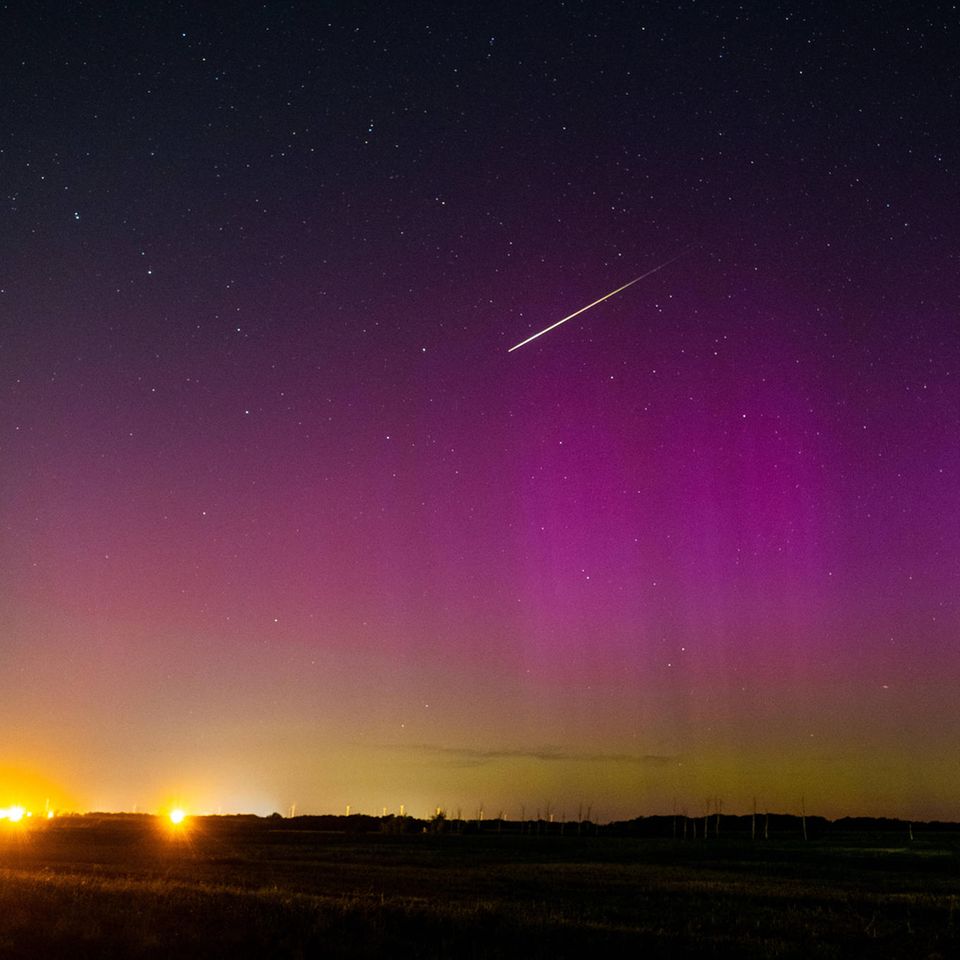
[0,806,26,823]
[168,808,186,825]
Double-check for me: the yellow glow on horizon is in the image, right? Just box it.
[0,764,76,814]
[0,806,27,823]
[168,808,186,825]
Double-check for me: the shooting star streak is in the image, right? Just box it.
[507,248,690,352]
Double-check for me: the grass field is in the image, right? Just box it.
[0,815,957,957]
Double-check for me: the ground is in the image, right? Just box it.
[0,816,957,957]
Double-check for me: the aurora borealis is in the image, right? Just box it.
[2,2,958,820]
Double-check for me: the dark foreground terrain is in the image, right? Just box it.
[0,815,958,958]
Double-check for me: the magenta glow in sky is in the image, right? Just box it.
[1,1,958,820]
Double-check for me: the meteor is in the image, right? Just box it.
[507,249,690,353]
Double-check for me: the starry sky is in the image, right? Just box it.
[2,1,958,821]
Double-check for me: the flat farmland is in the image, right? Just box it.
[0,816,957,958]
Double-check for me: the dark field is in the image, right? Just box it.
[1,816,958,958]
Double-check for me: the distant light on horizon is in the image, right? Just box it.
[168,808,187,825]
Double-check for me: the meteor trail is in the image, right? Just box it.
[507,249,690,353]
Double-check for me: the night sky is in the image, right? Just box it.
[2,1,958,821]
